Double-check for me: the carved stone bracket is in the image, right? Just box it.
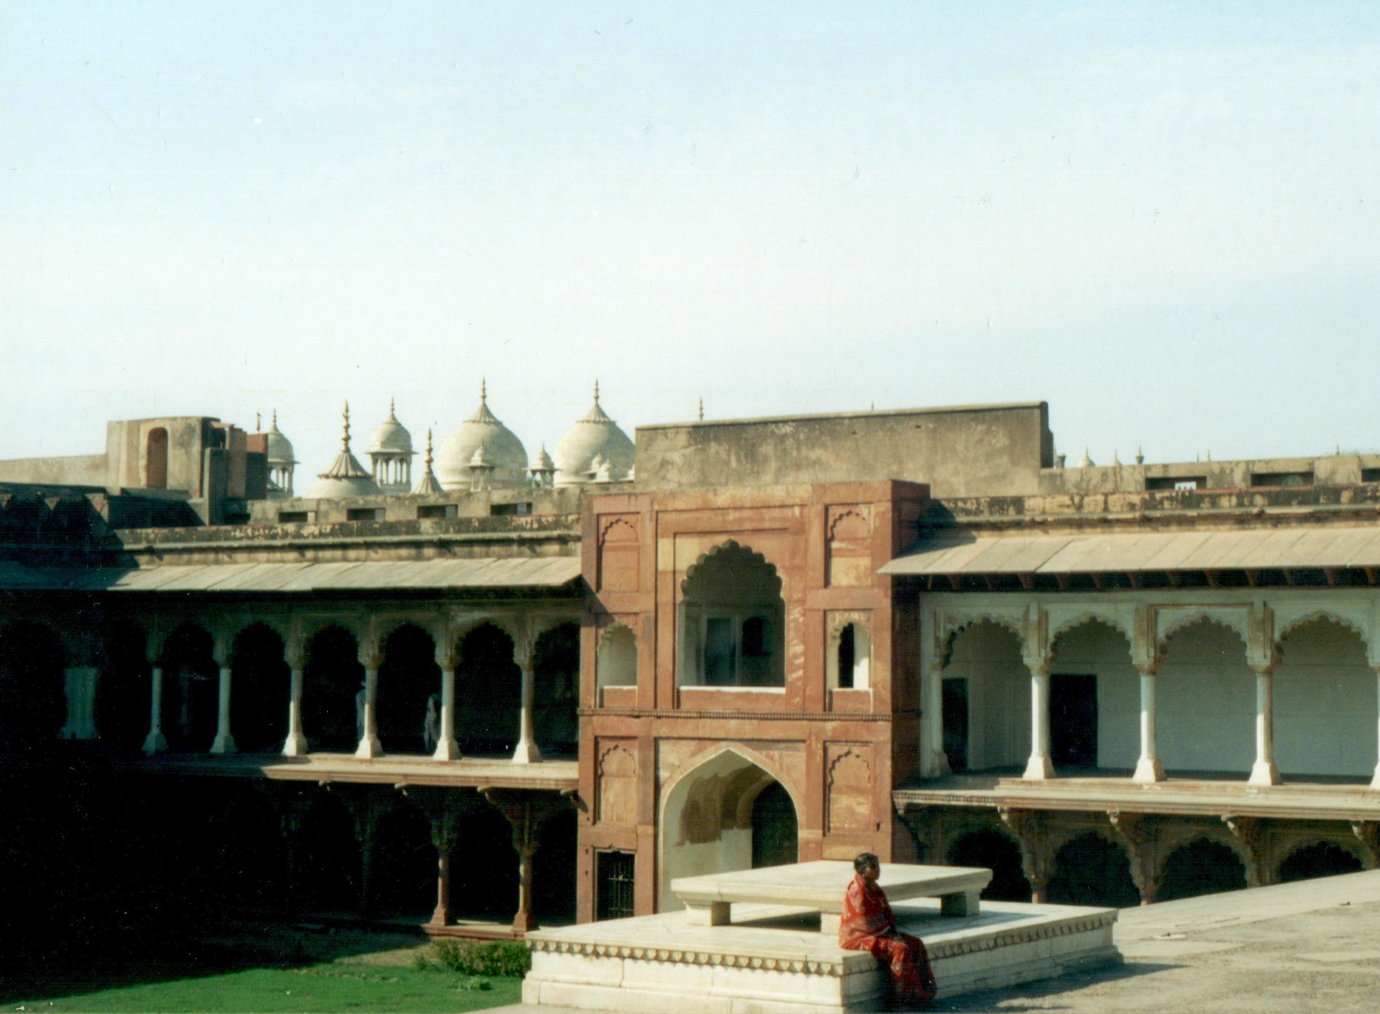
[999,807,1051,901]
[1107,810,1158,904]
[1221,815,1269,887]
[1351,821,1380,869]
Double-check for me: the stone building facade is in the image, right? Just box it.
[4,396,1380,937]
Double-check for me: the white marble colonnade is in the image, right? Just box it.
[921,589,1380,790]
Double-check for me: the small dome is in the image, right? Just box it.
[436,383,529,489]
[369,400,413,454]
[530,446,555,471]
[554,382,634,484]
[305,402,383,499]
[265,411,296,465]
[470,444,491,467]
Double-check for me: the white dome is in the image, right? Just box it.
[305,402,383,499]
[436,385,529,488]
[264,411,296,465]
[554,384,634,484]
[369,401,413,454]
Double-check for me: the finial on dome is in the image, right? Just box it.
[272,409,279,430]
[698,398,704,421]
[481,378,487,404]
[594,379,600,405]
[389,397,397,419]
[424,428,433,467]
[343,402,352,451]
[255,411,261,432]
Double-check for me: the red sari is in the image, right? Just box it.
[839,874,937,1007]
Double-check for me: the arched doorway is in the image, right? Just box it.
[943,620,1027,772]
[302,626,363,753]
[533,622,579,756]
[1047,620,1135,771]
[378,624,439,755]
[95,621,149,751]
[1158,618,1253,776]
[1275,618,1375,779]
[946,828,1031,901]
[230,624,289,752]
[1047,832,1140,907]
[1158,838,1247,901]
[660,748,799,911]
[454,624,520,756]
[160,624,218,751]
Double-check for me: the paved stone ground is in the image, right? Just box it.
[494,868,1380,1013]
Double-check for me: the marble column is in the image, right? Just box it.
[1248,665,1281,786]
[1023,661,1054,780]
[282,648,307,757]
[210,661,236,754]
[433,651,461,760]
[355,655,383,758]
[142,664,168,754]
[512,641,542,764]
[1132,664,1164,783]
[430,816,459,926]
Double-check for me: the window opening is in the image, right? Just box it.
[596,851,635,920]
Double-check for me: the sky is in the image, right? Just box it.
[3,2,1379,481]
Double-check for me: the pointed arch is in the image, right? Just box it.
[658,743,801,912]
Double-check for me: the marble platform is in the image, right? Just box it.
[525,866,1119,1013]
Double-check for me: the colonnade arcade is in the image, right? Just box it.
[901,806,1378,909]
[124,777,576,932]
[0,601,580,764]
[920,589,1380,787]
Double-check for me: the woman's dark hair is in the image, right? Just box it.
[853,852,879,873]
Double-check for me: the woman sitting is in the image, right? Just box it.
[839,852,937,1008]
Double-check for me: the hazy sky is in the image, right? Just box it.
[4,2,1378,481]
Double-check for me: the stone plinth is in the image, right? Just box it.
[524,897,1119,1012]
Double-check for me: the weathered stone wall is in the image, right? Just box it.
[634,403,1052,497]
[0,454,107,486]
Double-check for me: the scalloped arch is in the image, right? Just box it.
[1277,610,1369,650]
[451,616,520,649]
[680,539,782,596]
[827,509,869,541]
[1158,612,1248,652]
[226,616,291,646]
[600,517,638,543]
[944,613,1024,651]
[1051,613,1131,648]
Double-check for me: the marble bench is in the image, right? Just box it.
[672,859,992,935]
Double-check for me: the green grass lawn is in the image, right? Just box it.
[10,962,523,1012]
